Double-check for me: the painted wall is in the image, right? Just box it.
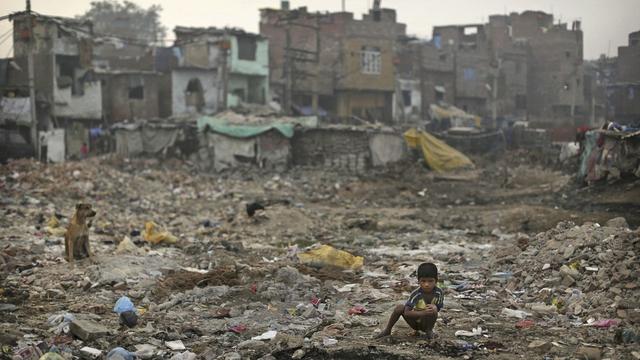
[105,74,160,122]
[339,38,394,91]
[53,77,103,119]
[171,69,219,115]
[229,36,269,76]
[393,79,422,122]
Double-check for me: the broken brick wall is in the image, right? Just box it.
[291,128,371,173]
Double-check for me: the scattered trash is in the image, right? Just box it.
[297,244,363,270]
[515,319,535,329]
[455,326,484,337]
[615,329,638,344]
[113,296,138,328]
[228,324,247,334]
[106,347,135,360]
[251,330,278,341]
[142,221,177,245]
[334,284,358,292]
[170,351,197,360]
[587,319,619,328]
[348,305,368,315]
[39,353,66,360]
[80,346,102,359]
[47,313,76,335]
[322,337,338,347]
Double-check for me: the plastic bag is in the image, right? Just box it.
[142,222,177,245]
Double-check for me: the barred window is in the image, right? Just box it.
[361,46,381,74]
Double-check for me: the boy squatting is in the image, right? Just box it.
[375,262,444,338]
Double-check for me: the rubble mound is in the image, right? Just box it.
[154,267,239,300]
[498,219,639,320]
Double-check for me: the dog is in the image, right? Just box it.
[64,203,96,263]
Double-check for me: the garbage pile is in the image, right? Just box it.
[493,218,639,320]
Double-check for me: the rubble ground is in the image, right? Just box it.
[1,155,639,360]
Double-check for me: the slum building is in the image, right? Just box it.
[607,30,640,125]
[260,2,406,123]
[8,14,103,159]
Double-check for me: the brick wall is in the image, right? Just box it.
[291,128,371,173]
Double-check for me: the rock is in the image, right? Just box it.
[224,352,242,360]
[576,346,601,360]
[560,265,580,279]
[237,339,267,351]
[80,346,102,359]
[133,344,157,359]
[528,303,557,315]
[291,349,305,359]
[0,303,17,312]
[528,340,551,353]
[165,340,186,351]
[606,217,629,228]
[70,319,109,341]
[170,351,197,360]
[275,266,305,286]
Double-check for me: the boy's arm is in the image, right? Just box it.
[402,305,435,318]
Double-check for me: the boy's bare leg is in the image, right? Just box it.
[416,312,438,337]
[375,304,404,338]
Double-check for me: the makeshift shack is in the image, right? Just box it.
[112,121,194,158]
[579,129,640,184]
[197,116,295,172]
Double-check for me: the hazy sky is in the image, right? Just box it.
[0,0,638,60]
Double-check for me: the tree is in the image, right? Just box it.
[77,0,167,45]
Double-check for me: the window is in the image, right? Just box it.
[361,46,381,74]
[563,82,570,91]
[439,54,447,62]
[515,94,527,109]
[463,27,478,35]
[463,67,476,81]
[237,36,257,61]
[402,90,411,106]
[434,34,442,49]
[565,51,571,58]
[128,76,144,99]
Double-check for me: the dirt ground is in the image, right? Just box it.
[1,152,639,359]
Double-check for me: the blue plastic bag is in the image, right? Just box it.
[113,296,137,314]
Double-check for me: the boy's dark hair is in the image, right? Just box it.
[119,310,138,328]
[417,262,438,279]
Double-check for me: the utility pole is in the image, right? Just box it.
[26,0,39,158]
[492,56,501,125]
[284,20,292,115]
[311,14,320,115]
[220,33,230,110]
[418,45,425,119]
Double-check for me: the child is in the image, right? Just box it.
[375,262,444,338]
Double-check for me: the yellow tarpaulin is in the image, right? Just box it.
[297,244,364,270]
[404,128,474,172]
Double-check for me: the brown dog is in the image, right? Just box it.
[64,203,96,262]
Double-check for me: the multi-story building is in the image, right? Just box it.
[260,3,406,123]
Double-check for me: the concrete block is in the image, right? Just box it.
[70,319,109,341]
